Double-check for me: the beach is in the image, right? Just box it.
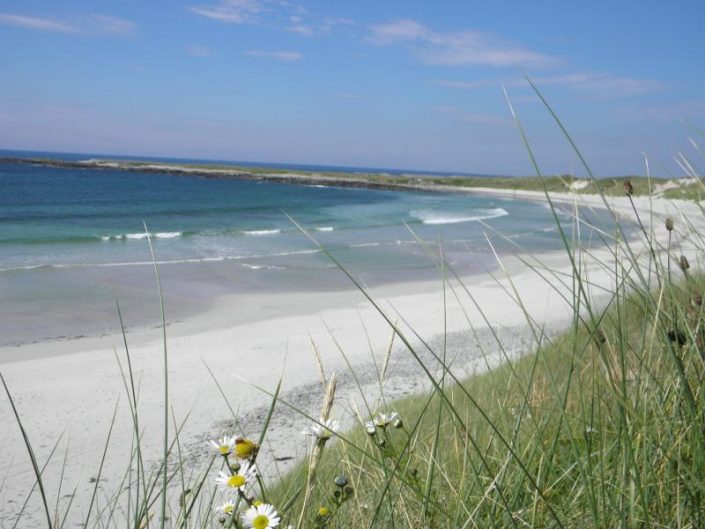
[0,187,701,526]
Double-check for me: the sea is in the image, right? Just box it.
[0,150,595,347]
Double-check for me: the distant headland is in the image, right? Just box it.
[0,156,698,200]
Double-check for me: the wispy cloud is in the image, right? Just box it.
[369,19,556,68]
[0,13,76,33]
[287,15,314,36]
[245,49,303,61]
[434,72,665,97]
[190,0,354,40]
[190,0,265,23]
[532,73,665,96]
[287,15,355,37]
[433,106,511,127]
[185,44,214,57]
[433,79,496,89]
[618,100,705,121]
[0,12,136,36]
[88,15,136,35]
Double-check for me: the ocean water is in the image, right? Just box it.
[0,156,589,346]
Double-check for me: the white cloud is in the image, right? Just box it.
[434,72,665,98]
[618,100,705,120]
[369,19,556,68]
[190,0,265,23]
[531,73,664,96]
[192,1,355,39]
[288,16,315,36]
[433,106,511,127]
[245,49,303,61]
[87,15,136,36]
[433,79,496,89]
[185,44,214,57]
[0,12,136,36]
[287,14,355,37]
[0,13,76,33]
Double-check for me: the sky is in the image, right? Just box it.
[0,0,703,176]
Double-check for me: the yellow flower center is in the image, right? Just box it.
[227,474,246,488]
[223,504,234,514]
[252,514,269,529]
[253,500,263,507]
[318,506,330,517]
[235,438,256,458]
[219,445,230,455]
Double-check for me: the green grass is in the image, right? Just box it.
[2,90,704,528]
[268,271,705,527]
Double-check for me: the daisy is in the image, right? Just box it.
[241,503,281,529]
[214,500,236,516]
[215,460,258,492]
[364,421,376,435]
[209,435,236,456]
[301,418,340,440]
[373,412,399,428]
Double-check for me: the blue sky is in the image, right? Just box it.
[0,0,703,175]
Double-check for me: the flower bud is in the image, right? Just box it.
[665,217,674,232]
[334,475,349,488]
[679,255,690,271]
[623,180,634,196]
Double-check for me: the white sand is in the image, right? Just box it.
[0,190,702,526]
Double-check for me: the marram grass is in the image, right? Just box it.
[3,186,704,529]
[269,270,705,528]
[2,97,705,528]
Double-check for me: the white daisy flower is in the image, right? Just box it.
[214,500,236,516]
[209,435,236,456]
[373,412,399,428]
[301,418,340,440]
[364,421,376,435]
[241,503,281,529]
[214,460,258,492]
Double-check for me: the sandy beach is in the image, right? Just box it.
[0,189,701,526]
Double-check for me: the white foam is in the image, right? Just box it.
[102,231,183,241]
[241,263,285,271]
[242,229,281,236]
[350,242,380,248]
[0,249,324,273]
[153,231,183,239]
[315,226,335,232]
[411,207,508,225]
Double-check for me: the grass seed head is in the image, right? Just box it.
[623,180,634,196]
[679,255,690,271]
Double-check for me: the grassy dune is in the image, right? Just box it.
[2,95,704,528]
[270,270,705,527]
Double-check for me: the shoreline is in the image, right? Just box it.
[0,188,701,526]
[0,156,675,197]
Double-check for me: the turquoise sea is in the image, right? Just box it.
[0,151,592,346]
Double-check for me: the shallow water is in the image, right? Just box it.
[0,157,592,346]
